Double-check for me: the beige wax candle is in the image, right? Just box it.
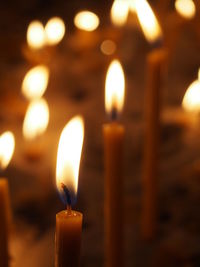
[55,116,84,267]
[103,123,124,267]
[142,48,167,240]
[103,59,125,267]
[55,209,83,267]
[0,178,12,267]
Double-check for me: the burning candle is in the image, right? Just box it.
[110,0,129,27]
[74,11,99,32]
[175,0,196,20]
[22,65,49,100]
[23,98,49,160]
[103,60,125,267]
[72,11,100,50]
[182,71,200,127]
[55,116,84,267]
[44,17,65,46]
[27,20,46,50]
[0,131,15,267]
[135,0,167,240]
[0,132,15,170]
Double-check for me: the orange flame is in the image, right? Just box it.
[105,60,125,117]
[56,116,84,200]
[74,11,99,31]
[134,0,163,44]
[0,131,15,170]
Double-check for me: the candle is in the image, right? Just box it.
[175,0,196,20]
[0,179,11,267]
[182,71,200,127]
[72,11,100,51]
[26,20,46,50]
[142,48,166,240]
[135,0,167,240]
[22,20,48,64]
[0,131,15,170]
[44,17,65,46]
[55,116,84,267]
[103,60,125,267]
[0,131,15,267]
[22,65,49,101]
[23,98,49,160]
[110,0,129,27]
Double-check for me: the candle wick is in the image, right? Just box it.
[67,204,72,214]
[111,107,118,122]
[61,183,72,208]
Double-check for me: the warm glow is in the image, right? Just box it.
[74,11,99,31]
[27,20,46,49]
[110,0,129,26]
[134,0,163,43]
[175,0,196,19]
[22,65,49,100]
[23,98,49,140]
[45,17,65,45]
[129,0,136,13]
[182,80,200,112]
[56,116,84,205]
[0,131,15,170]
[105,60,125,116]
[100,40,116,56]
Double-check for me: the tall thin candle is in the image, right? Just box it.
[103,60,125,267]
[135,0,167,240]
[55,116,84,267]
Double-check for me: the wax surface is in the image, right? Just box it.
[0,178,11,267]
[55,209,83,267]
[142,48,167,240]
[103,122,124,267]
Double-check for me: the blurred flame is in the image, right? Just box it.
[0,131,15,170]
[56,116,84,204]
[111,0,129,26]
[175,0,196,19]
[100,40,116,56]
[22,65,49,100]
[74,11,99,31]
[129,0,136,13]
[182,80,200,112]
[27,21,46,49]
[23,98,49,140]
[105,60,125,116]
[45,17,65,45]
[198,68,200,81]
[134,0,163,43]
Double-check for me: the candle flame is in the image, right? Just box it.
[129,0,136,13]
[27,20,46,49]
[45,17,65,45]
[182,80,200,113]
[175,0,196,19]
[134,0,163,44]
[74,11,99,31]
[56,116,84,206]
[23,98,49,140]
[0,131,15,170]
[22,65,49,100]
[111,0,129,27]
[105,60,125,118]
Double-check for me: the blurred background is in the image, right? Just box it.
[1,0,200,266]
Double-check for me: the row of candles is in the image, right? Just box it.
[0,0,200,266]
